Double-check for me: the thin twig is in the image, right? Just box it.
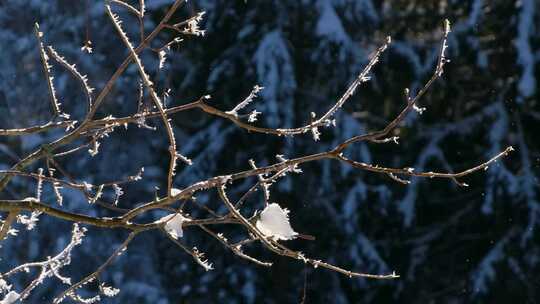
[34,23,66,118]
[0,0,185,192]
[198,224,272,267]
[47,46,94,112]
[106,4,186,197]
[335,146,514,186]
[54,231,138,303]
[217,185,397,279]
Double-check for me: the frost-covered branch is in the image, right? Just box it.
[0,1,185,194]
[47,46,95,112]
[189,37,391,140]
[217,185,397,279]
[336,146,514,186]
[34,23,69,119]
[1,224,86,302]
[198,224,273,267]
[334,19,453,152]
[106,4,191,196]
[54,231,136,304]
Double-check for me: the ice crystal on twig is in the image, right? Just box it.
[47,46,94,110]
[182,12,206,36]
[192,247,213,271]
[112,184,123,205]
[16,212,41,231]
[227,85,264,117]
[34,23,69,119]
[80,40,93,54]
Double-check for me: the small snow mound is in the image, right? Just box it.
[156,213,188,239]
[1,291,20,304]
[171,188,182,196]
[256,203,298,241]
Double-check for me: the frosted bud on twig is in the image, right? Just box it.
[100,284,120,298]
[192,247,213,271]
[310,127,321,141]
[134,167,144,180]
[35,168,44,201]
[88,185,104,204]
[176,153,193,166]
[53,183,63,206]
[171,188,182,196]
[413,104,426,114]
[88,140,100,157]
[248,110,261,122]
[81,40,93,54]
[17,211,41,231]
[112,184,123,205]
[158,47,169,69]
[183,11,206,36]
[227,85,264,117]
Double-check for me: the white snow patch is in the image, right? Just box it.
[0,291,20,304]
[256,203,298,241]
[156,213,188,239]
[171,188,182,196]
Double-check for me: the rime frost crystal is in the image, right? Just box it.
[192,247,213,271]
[183,12,206,36]
[227,85,264,117]
[248,110,261,122]
[17,212,41,230]
[81,40,93,54]
[255,203,298,241]
[100,284,120,298]
[112,184,124,205]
